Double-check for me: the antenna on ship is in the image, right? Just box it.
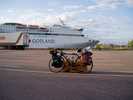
[59,18,65,26]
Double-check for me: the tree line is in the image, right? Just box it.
[95,40,133,50]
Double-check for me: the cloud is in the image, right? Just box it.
[63,5,82,10]
[127,0,133,6]
[43,11,77,25]
[96,0,125,5]
[84,15,133,41]
[0,9,77,25]
[0,3,131,29]
[61,0,126,15]
[0,9,46,25]
[90,0,125,10]
[47,9,54,12]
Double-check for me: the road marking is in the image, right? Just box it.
[0,67,133,78]
[0,67,51,74]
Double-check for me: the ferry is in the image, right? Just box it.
[0,22,99,49]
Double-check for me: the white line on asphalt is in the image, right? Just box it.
[0,67,51,74]
[0,67,133,78]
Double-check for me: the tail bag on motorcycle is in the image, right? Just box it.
[81,51,92,65]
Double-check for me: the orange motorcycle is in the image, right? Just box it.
[49,49,93,73]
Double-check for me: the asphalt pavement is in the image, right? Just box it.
[0,50,133,100]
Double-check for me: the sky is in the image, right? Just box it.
[0,0,133,44]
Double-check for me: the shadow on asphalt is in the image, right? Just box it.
[92,71,133,76]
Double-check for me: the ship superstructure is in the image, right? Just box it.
[0,22,99,49]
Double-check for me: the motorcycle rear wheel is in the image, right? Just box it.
[49,58,64,73]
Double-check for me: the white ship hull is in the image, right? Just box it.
[29,33,98,49]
